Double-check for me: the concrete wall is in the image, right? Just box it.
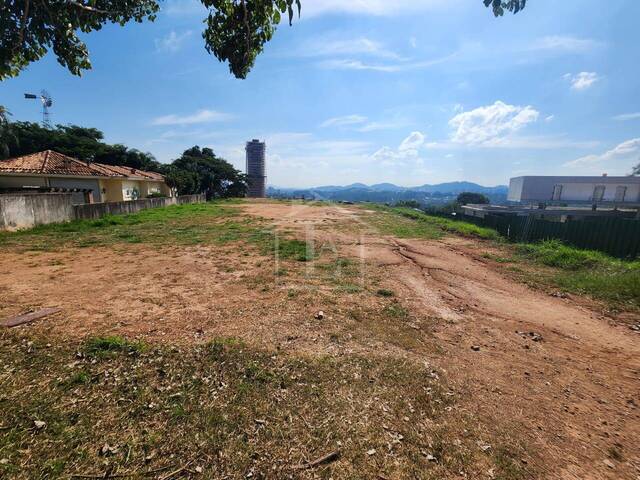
[0,193,205,231]
[0,193,75,231]
[74,194,205,220]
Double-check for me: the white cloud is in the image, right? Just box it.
[318,59,398,72]
[449,101,539,145]
[564,72,600,91]
[296,32,456,73]
[357,119,411,132]
[155,30,192,53]
[399,132,425,151]
[606,138,640,157]
[372,132,427,167]
[530,35,602,53]
[318,53,454,73]
[320,115,368,128]
[320,115,411,132]
[300,37,403,60]
[302,0,455,17]
[564,138,640,168]
[151,109,233,126]
[146,129,229,145]
[545,115,555,122]
[613,112,640,121]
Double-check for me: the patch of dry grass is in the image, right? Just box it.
[0,332,530,480]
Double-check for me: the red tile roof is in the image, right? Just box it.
[0,150,165,181]
[96,163,165,181]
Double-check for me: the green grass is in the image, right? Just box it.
[515,240,616,270]
[392,207,500,240]
[365,205,499,240]
[481,253,513,263]
[514,240,640,308]
[0,202,238,250]
[0,201,316,262]
[365,205,638,309]
[382,301,409,319]
[334,283,363,294]
[85,336,146,358]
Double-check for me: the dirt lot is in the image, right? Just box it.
[1,200,639,479]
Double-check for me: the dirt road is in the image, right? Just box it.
[242,201,640,480]
[1,200,638,479]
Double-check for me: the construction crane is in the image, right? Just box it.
[24,90,53,128]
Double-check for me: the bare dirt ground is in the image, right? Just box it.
[1,200,639,479]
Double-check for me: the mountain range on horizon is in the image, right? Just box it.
[267,181,509,205]
[269,181,509,195]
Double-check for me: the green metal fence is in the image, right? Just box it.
[463,214,640,259]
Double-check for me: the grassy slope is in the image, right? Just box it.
[368,205,640,310]
[0,201,313,261]
[514,240,640,309]
[367,205,499,240]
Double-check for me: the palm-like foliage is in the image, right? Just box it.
[0,106,17,159]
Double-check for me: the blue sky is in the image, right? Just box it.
[1,0,639,187]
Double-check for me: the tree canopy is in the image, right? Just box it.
[4,121,162,170]
[456,192,490,205]
[164,146,247,198]
[1,0,526,80]
[1,120,247,198]
[0,106,15,159]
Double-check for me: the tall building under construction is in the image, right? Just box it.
[245,139,266,198]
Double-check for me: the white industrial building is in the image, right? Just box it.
[508,175,640,205]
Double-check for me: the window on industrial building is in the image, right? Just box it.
[615,186,627,202]
[592,185,606,202]
[552,184,563,201]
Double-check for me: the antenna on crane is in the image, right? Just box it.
[24,90,53,128]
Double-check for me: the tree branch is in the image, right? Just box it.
[240,0,251,61]
[67,0,110,15]
[16,0,30,52]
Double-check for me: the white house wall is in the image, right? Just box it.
[0,174,172,204]
[509,176,640,204]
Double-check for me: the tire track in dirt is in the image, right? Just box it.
[379,235,640,480]
[250,201,640,479]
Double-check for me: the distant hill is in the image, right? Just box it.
[267,182,509,205]
[370,183,406,192]
[409,182,508,195]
